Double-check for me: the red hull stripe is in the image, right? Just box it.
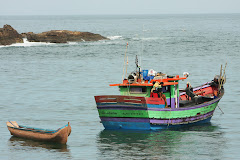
[95,96,167,105]
[95,95,146,104]
[146,97,165,105]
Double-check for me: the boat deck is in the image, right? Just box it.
[179,96,214,108]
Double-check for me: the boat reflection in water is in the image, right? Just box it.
[97,123,226,159]
[8,136,71,153]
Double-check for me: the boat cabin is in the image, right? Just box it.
[110,71,219,109]
[110,73,184,108]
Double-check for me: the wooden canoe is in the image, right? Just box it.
[6,121,71,144]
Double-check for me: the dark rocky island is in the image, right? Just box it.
[0,24,108,45]
[0,25,23,45]
[21,30,108,43]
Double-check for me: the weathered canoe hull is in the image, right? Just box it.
[95,89,222,130]
[7,122,71,144]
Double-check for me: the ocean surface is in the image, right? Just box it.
[0,14,239,160]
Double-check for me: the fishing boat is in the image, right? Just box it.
[6,121,71,144]
[94,55,226,130]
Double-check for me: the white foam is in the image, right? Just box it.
[142,37,160,41]
[0,38,56,48]
[132,37,170,41]
[107,36,122,40]
[67,41,78,45]
[83,40,121,46]
[0,36,123,48]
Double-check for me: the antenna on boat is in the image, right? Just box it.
[122,42,129,81]
[140,24,144,69]
[220,62,227,89]
[135,55,138,69]
[140,24,146,69]
[126,56,128,78]
[135,55,140,79]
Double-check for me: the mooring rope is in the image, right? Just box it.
[217,105,224,114]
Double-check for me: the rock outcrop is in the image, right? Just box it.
[0,24,108,45]
[22,30,108,43]
[0,25,23,45]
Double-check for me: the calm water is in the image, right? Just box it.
[0,14,239,160]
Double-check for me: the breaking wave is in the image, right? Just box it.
[107,36,123,40]
[67,41,78,45]
[0,38,56,48]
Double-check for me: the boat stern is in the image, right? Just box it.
[95,95,151,130]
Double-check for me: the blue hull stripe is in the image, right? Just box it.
[147,104,165,108]
[102,117,212,130]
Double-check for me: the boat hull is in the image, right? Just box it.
[95,93,222,130]
[101,116,212,130]
[6,121,71,144]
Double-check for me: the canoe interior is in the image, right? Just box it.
[7,121,68,134]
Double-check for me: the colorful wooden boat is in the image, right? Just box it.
[95,58,226,130]
[6,121,71,144]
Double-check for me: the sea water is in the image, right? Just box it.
[0,14,240,160]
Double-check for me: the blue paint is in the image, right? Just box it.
[102,117,212,130]
[147,104,165,108]
[142,70,148,77]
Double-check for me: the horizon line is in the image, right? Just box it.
[0,12,240,16]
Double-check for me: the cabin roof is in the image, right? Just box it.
[110,76,186,87]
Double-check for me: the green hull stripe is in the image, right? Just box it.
[148,103,218,119]
[98,110,149,118]
[98,102,218,119]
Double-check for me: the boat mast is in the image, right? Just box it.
[175,83,178,108]
[140,24,144,69]
[122,42,128,81]
[135,55,141,79]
